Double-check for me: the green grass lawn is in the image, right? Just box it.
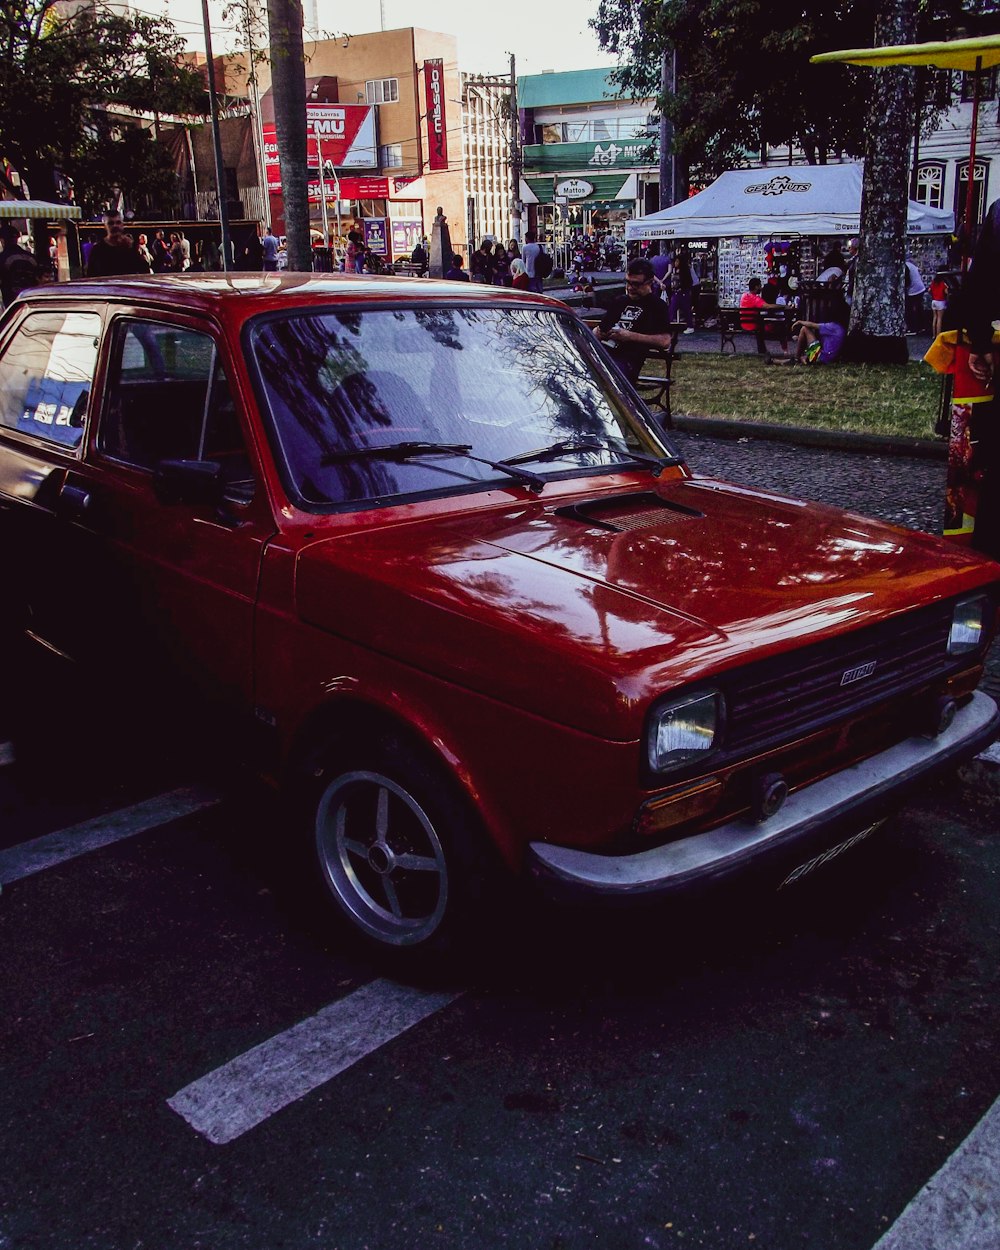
[666,352,944,439]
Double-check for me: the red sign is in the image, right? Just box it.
[424,59,448,171]
[307,177,390,203]
[264,103,377,192]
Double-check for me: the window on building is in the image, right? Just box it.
[388,200,421,219]
[366,78,399,105]
[961,66,997,102]
[380,143,404,168]
[931,69,952,108]
[915,161,946,211]
[537,114,650,144]
[956,158,990,228]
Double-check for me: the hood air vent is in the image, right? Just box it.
[555,491,704,534]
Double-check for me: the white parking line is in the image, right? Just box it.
[871,1095,1000,1250]
[976,740,1000,765]
[168,979,461,1144]
[0,786,222,885]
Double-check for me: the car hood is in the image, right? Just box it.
[295,476,998,739]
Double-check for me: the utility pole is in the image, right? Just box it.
[509,53,521,243]
[201,0,234,269]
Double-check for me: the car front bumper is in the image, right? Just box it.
[527,690,1000,900]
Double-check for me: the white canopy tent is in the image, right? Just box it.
[0,199,81,220]
[625,164,954,241]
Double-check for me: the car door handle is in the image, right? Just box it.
[56,482,92,517]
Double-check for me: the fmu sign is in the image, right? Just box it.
[264,103,377,192]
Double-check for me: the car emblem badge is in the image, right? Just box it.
[841,661,877,686]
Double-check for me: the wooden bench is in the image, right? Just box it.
[719,308,792,354]
[391,260,426,278]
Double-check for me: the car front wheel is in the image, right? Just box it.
[307,740,493,955]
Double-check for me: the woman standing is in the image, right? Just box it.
[510,258,530,291]
[666,253,694,334]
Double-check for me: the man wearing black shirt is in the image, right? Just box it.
[595,258,674,384]
[86,210,150,277]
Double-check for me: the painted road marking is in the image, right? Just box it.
[976,740,1000,765]
[0,741,14,768]
[0,786,222,886]
[168,979,461,1145]
[871,1095,1000,1250]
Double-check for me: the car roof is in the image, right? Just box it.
[23,272,563,319]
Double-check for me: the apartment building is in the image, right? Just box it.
[518,68,657,241]
[253,27,469,258]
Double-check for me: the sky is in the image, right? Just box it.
[144,0,618,77]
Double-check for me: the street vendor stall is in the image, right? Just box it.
[626,164,954,310]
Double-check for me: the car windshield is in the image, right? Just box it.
[247,305,677,507]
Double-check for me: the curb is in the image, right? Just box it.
[670,413,949,460]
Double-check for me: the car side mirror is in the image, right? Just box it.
[153,458,224,507]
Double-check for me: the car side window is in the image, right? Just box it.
[100,319,254,501]
[0,311,101,451]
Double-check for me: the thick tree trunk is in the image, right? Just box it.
[265,0,311,272]
[847,0,917,364]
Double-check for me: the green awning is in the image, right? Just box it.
[0,199,81,220]
[527,174,636,204]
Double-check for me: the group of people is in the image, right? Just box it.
[438,233,550,293]
[77,211,228,277]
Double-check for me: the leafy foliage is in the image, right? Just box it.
[589,0,971,180]
[0,0,206,211]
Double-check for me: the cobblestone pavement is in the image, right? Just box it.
[671,429,1000,703]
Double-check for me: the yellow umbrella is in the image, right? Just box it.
[811,33,1000,71]
[812,35,1000,264]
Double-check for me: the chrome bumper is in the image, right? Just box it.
[528,690,999,899]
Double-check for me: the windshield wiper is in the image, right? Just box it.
[499,434,676,476]
[323,440,472,464]
[322,440,546,492]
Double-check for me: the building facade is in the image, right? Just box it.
[518,68,657,242]
[462,74,516,249]
[253,27,469,259]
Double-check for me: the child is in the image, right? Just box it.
[930,271,950,338]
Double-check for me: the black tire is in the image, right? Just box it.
[301,732,499,959]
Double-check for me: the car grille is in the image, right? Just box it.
[722,597,963,753]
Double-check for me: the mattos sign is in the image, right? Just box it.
[555,178,594,201]
[265,103,377,191]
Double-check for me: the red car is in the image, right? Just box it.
[1,274,997,955]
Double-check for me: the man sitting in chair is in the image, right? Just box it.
[739,277,789,356]
[593,258,674,386]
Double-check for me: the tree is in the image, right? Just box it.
[848,0,919,360]
[265,0,311,272]
[0,0,205,213]
[592,0,881,181]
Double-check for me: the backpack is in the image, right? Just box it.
[535,248,553,280]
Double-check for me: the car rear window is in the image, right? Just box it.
[247,305,666,507]
[0,311,101,450]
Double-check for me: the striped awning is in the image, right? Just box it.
[0,199,81,220]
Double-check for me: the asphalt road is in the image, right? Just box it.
[1,434,998,1250]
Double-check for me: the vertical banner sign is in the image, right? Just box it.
[424,59,448,171]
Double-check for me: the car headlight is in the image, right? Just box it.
[647,690,722,773]
[948,595,988,655]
